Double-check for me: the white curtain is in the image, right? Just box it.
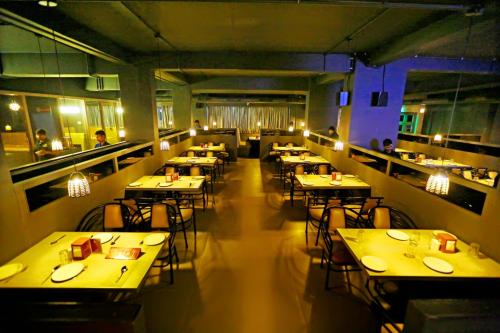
[157,103,174,129]
[206,105,291,133]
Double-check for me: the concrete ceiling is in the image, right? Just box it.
[0,25,79,54]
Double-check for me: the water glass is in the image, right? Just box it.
[59,249,72,265]
[468,242,480,257]
[405,232,420,258]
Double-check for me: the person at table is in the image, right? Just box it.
[34,128,57,161]
[194,119,202,129]
[382,138,400,158]
[94,130,110,148]
[327,126,339,139]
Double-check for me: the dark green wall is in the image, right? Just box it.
[308,80,343,133]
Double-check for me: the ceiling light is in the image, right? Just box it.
[190,129,197,137]
[212,121,217,126]
[9,101,21,111]
[433,133,443,142]
[257,121,261,127]
[288,126,294,132]
[51,139,63,151]
[419,105,426,113]
[203,125,209,131]
[303,130,310,137]
[168,120,173,126]
[116,107,124,114]
[59,105,80,114]
[334,141,344,151]
[426,171,449,195]
[118,129,126,139]
[160,139,170,151]
[68,172,90,198]
[300,122,305,127]
[38,1,58,7]
[5,125,12,131]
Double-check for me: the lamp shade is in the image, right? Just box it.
[334,141,344,151]
[160,139,170,151]
[51,139,63,151]
[212,121,217,126]
[288,126,294,132]
[203,125,209,131]
[257,121,261,127]
[68,172,90,198]
[118,129,126,139]
[426,172,449,195]
[303,130,310,137]
[433,133,443,142]
[190,129,197,136]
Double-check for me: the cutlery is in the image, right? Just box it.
[42,264,61,283]
[50,235,66,245]
[115,265,128,283]
[111,235,121,245]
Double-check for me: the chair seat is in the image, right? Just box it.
[308,207,324,221]
[331,245,357,265]
[176,208,193,222]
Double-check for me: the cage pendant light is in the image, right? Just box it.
[68,171,90,198]
[334,140,344,151]
[160,139,170,151]
[426,171,449,195]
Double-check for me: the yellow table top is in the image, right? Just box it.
[166,156,218,166]
[273,146,310,152]
[337,228,500,281]
[295,175,371,190]
[126,175,204,192]
[412,159,471,169]
[0,232,167,291]
[188,146,225,152]
[281,156,330,164]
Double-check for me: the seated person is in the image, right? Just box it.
[193,119,202,129]
[34,129,57,161]
[327,126,339,139]
[382,138,400,158]
[94,130,110,148]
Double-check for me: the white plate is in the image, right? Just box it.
[423,256,454,274]
[93,233,113,244]
[193,176,206,180]
[51,262,85,282]
[302,182,314,186]
[0,263,24,280]
[432,230,457,239]
[143,233,166,246]
[330,181,342,185]
[320,175,329,178]
[128,182,142,187]
[387,230,410,241]
[344,175,356,178]
[361,256,388,272]
[159,182,173,187]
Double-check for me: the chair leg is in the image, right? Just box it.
[305,217,309,244]
[181,222,188,249]
[325,262,331,290]
[169,245,174,284]
[315,225,321,246]
[174,245,179,264]
[345,268,352,294]
[320,248,325,268]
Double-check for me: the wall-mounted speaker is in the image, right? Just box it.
[370,91,389,107]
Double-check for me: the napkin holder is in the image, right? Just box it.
[165,174,173,182]
[172,172,179,181]
[90,238,102,253]
[437,233,457,253]
[332,172,342,181]
[71,237,92,260]
[299,153,305,160]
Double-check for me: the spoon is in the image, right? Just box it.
[115,265,128,283]
[42,264,61,283]
[110,235,121,245]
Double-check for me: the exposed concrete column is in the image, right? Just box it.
[172,85,192,130]
[119,64,158,143]
[340,60,407,150]
[307,79,343,133]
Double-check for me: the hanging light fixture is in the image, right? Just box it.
[168,120,173,126]
[160,139,170,151]
[419,104,426,113]
[9,100,21,111]
[433,133,443,142]
[303,130,310,137]
[68,171,90,198]
[300,121,305,127]
[212,121,217,127]
[334,140,344,151]
[257,121,261,127]
[190,129,197,137]
[288,126,294,132]
[38,1,58,7]
[118,129,126,139]
[426,171,449,195]
[5,124,12,131]
[51,139,63,151]
[116,106,124,114]
[203,125,209,131]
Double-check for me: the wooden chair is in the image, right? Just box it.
[319,206,361,291]
[187,151,196,157]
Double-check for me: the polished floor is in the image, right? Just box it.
[139,158,377,333]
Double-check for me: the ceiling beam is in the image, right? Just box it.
[155,70,188,86]
[405,82,500,100]
[315,72,346,85]
[0,3,129,63]
[369,8,498,65]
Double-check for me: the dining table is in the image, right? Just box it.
[0,231,167,294]
[125,175,205,194]
[188,145,225,152]
[273,146,310,153]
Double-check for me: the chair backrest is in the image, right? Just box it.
[190,166,201,176]
[286,142,294,148]
[463,170,472,180]
[272,142,279,148]
[303,151,311,156]
[451,168,462,176]
[372,206,391,229]
[220,143,226,148]
[165,166,176,174]
[187,151,195,157]
[324,206,347,233]
[295,164,305,175]
[151,203,176,230]
[104,203,125,230]
[206,151,214,157]
[318,164,329,175]
[326,198,342,209]
[284,151,292,157]
[208,142,214,147]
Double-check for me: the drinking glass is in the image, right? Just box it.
[405,232,420,258]
[59,249,72,265]
[468,242,480,258]
[355,229,365,243]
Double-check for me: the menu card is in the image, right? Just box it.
[106,247,142,260]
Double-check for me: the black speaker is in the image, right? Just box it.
[336,91,350,106]
[370,91,389,107]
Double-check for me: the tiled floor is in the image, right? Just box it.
[139,158,377,333]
